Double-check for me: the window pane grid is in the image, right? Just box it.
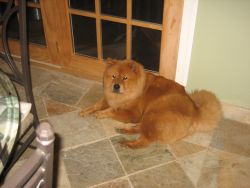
[68,0,164,71]
[68,9,163,31]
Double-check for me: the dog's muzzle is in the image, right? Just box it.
[113,84,121,93]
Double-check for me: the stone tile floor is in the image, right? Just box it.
[1,63,250,188]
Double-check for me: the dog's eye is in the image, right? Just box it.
[123,76,128,80]
[112,75,116,79]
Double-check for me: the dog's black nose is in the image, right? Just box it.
[113,84,120,91]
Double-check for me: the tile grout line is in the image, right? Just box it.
[88,140,179,188]
[60,132,250,187]
[29,65,250,187]
[87,177,130,188]
[75,86,92,106]
[176,147,208,161]
[41,96,49,118]
[87,159,177,188]
[176,149,209,188]
[48,98,82,110]
[85,137,132,188]
[166,144,178,159]
[108,139,135,188]
[127,159,177,177]
[207,145,250,159]
[60,136,109,152]
[60,129,124,152]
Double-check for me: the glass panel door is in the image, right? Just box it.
[67,0,165,71]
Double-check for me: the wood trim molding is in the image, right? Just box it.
[0,40,50,63]
[159,0,184,80]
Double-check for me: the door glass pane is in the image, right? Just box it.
[27,7,46,45]
[0,1,19,40]
[27,0,39,3]
[6,14,19,40]
[132,0,164,24]
[102,20,126,59]
[71,15,97,58]
[132,26,161,71]
[0,2,6,16]
[101,0,126,18]
[0,3,46,46]
[69,0,95,12]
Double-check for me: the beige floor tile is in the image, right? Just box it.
[197,148,250,188]
[47,111,106,150]
[77,83,103,108]
[222,102,250,124]
[34,95,48,119]
[55,158,72,188]
[45,99,78,116]
[3,62,250,188]
[91,178,131,188]
[183,130,214,147]
[129,161,195,188]
[61,139,125,188]
[210,119,250,157]
[178,150,207,186]
[111,135,175,174]
[100,118,127,137]
[169,140,206,158]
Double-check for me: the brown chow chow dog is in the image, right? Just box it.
[80,59,222,148]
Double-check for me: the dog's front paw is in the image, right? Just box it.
[118,138,130,148]
[95,111,108,119]
[79,110,88,117]
[79,107,94,117]
[115,128,129,134]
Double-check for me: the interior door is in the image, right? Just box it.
[0,0,184,81]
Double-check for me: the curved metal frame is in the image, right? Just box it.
[1,6,22,82]
[0,0,13,23]
[0,0,40,179]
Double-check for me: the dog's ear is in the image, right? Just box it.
[128,60,140,73]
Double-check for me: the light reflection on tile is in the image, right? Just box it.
[197,149,250,188]
[210,119,250,157]
[183,130,214,147]
[169,140,206,158]
[178,151,207,186]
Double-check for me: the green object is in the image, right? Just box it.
[187,0,250,108]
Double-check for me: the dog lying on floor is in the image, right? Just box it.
[80,59,222,148]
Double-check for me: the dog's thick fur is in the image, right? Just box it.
[80,59,222,148]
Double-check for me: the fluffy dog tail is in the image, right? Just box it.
[189,90,222,132]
